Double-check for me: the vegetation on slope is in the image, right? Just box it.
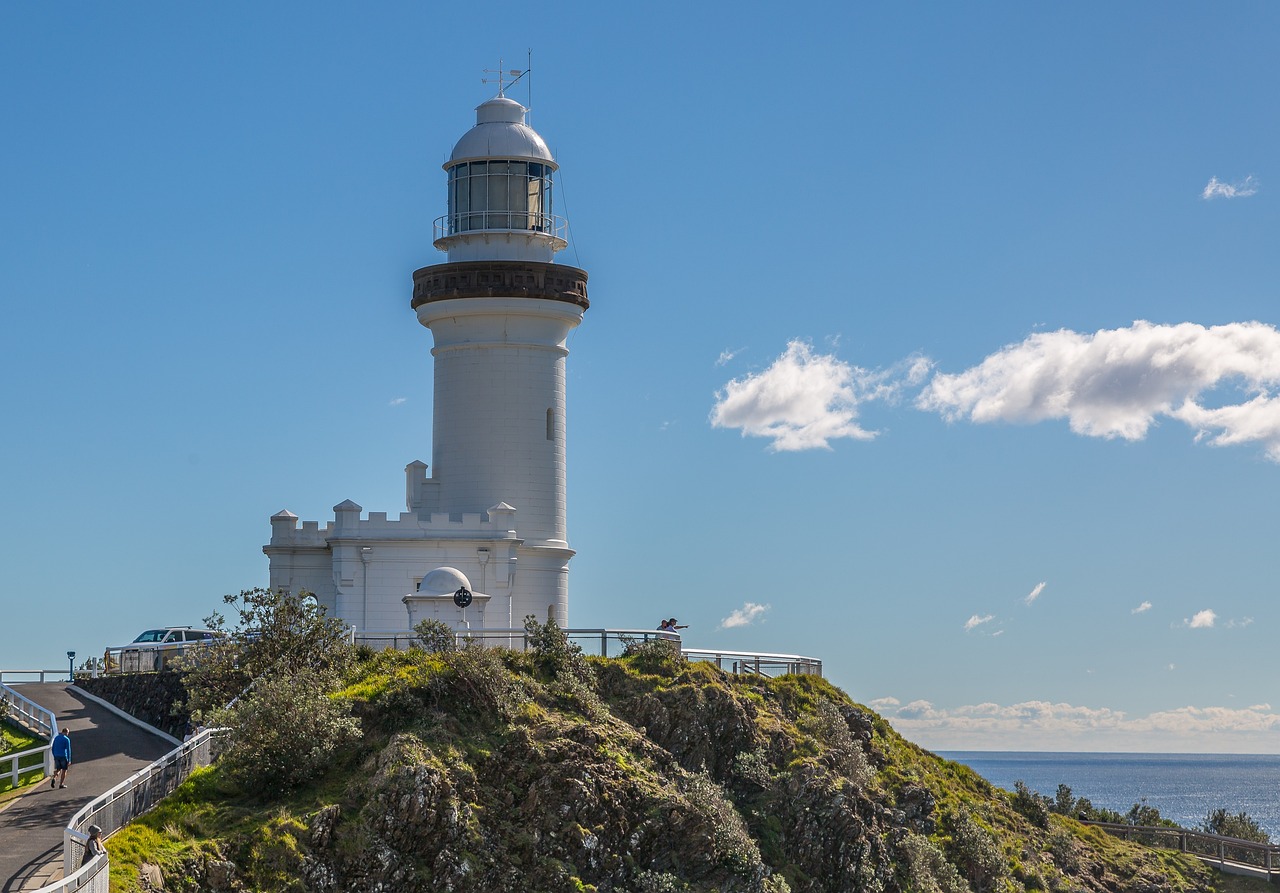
[1,715,45,796]
[101,605,1250,893]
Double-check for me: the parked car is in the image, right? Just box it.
[104,626,224,673]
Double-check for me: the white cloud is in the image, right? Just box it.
[1024,582,1046,606]
[1202,175,1258,200]
[877,698,1280,752]
[710,340,873,451]
[1132,601,1152,614]
[868,696,900,710]
[917,320,1280,461]
[389,397,408,406]
[720,602,770,629]
[716,348,742,367]
[710,340,930,451]
[963,613,994,632]
[1187,609,1217,629]
[1227,616,1254,629]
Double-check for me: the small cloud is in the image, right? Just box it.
[1202,175,1258,200]
[710,340,933,452]
[659,420,674,431]
[389,397,408,406]
[1227,617,1254,629]
[992,629,1005,637]
[720,602,770,629]
[964,613,995,632]
[1024,582,1046,606]
[1132,601,1153,614]
[868,696,900,710]
[1168,663,1176,671]
[716,348,742,367]
[1186,609,1217,629]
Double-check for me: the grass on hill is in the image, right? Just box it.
[0,719,46,797]
[103,645,1276,893]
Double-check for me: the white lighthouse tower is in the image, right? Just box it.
[264,88,588,633]
[413,92,589,624]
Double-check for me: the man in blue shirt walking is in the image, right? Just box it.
[50,727,71,789]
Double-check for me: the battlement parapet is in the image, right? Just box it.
[268,503,520,547]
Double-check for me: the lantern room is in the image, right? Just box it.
[433,96,568,263]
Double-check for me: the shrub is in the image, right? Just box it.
[896,831,972,893]
[212,666,361,796]
[621,636,685,676]
[184,587,354,718]
[1124,798,1177,828]
[1012,780,1052,829]
[946,808,1008,893]
[523,614,592,684]
[1201,808,1271,843]
[803,698,874,789]
[414,618,457,653]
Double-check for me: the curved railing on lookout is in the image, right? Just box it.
[30,728,225,893]
[354,628,822,677]
[1084,821,1280,879]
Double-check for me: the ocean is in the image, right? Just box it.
[940,752,1280,839]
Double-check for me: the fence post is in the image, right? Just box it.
[601,631,608,659]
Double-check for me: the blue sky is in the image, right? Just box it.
[3,2,1279,752]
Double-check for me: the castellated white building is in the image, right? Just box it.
[264,91,589,635]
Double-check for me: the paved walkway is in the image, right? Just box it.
[0,684,173,893]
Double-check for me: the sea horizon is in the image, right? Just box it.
[940,751,1280,838]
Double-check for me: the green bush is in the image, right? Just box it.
[621,636,685,676]
[414,618,458,653]
[945,808,1008,893]
[1012,780,1051,829]
[1201,807,1271,843]
[896,831,972,893]
[212,666,361,797]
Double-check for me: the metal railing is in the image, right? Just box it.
[54,728,224,882]
[1085,821,1280,878]
[679,648,823,677]
[0,670,69,684]
[433,211,568,243]
[1,681,57,786]
[354,628,823,676]
[101,639,221,675]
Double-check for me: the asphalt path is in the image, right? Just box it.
[0,684,172,892]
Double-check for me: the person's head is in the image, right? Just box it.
[61,728,69,735]
[87,824,101,839]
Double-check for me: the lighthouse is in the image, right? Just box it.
[264,88,588,633]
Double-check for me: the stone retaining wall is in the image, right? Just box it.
[77,672,190,740]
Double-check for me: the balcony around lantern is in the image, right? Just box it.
[433,211,569,254]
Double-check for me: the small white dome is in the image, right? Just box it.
[448,97,556,166]
[417,566,472,595]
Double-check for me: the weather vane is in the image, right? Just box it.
[482,59,528,98]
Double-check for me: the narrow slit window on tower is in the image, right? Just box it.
[546,408,554,441]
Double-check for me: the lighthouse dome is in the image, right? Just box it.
[449,97,555,167]
[417,566,473,595]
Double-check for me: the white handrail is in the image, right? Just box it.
[0,670,70,684]
[1,681,57,782]
[55,728,223,881]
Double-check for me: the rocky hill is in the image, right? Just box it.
[109,637,1228,893]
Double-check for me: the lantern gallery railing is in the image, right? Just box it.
[353,628,823,678]
[433,212,567,241]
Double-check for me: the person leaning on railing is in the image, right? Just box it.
[82,824,106,866]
